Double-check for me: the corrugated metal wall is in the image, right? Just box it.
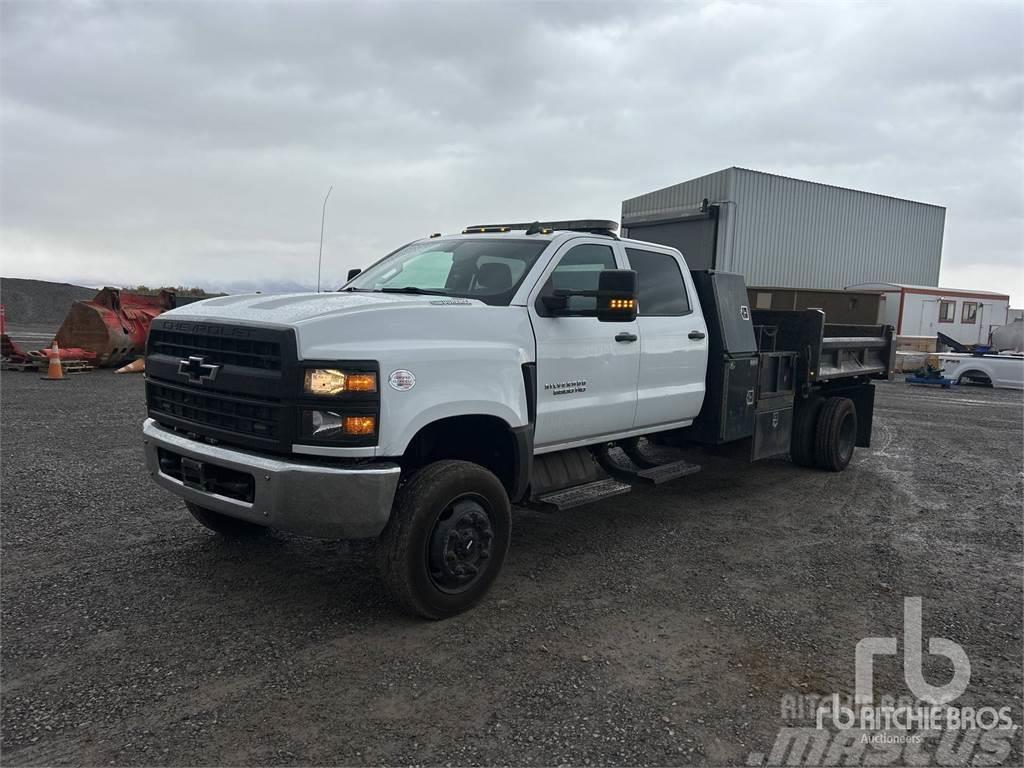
[621,168,945,291]
[621,169,732,222]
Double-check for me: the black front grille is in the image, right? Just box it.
[149,328,282,370]
[146,319,298,452]
[147,381,283,447]
[146,318,379,453]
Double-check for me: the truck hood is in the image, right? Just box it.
[158,290,530,362]
[163,291,485,326]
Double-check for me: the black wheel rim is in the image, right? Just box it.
[427,496,495,594]
[838,411,856,462]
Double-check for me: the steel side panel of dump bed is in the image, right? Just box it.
[750,309,894,386]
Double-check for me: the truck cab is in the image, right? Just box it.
[142,219,892,618]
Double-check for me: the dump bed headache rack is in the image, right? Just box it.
[751,309,895,386]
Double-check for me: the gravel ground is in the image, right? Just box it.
[2,371,1021,766]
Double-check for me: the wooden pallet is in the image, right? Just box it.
[39,359,95,375]
[1,358,36,372]
[3,353,96,374]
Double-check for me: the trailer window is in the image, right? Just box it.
[939,300,956,323]
[961,302,978,324]
[625,248,690,316]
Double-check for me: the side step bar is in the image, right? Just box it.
[595,444,702,485]
[527,440,701,512]
[535,478,632,511]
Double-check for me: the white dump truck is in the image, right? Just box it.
[141,220,894,618]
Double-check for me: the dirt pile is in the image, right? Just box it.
[0,277,96,327]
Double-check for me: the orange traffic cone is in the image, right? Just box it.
[115,358,145,374]
[42,341,64,381]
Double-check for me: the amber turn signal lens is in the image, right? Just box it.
[344,373,377,392]
[343,415,376,435]
[609,298,635,309]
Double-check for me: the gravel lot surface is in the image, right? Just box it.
[2,371,1021,766]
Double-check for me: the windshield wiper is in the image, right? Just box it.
[378,287,449,296]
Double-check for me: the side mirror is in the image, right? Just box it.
[347,268,362,281]
[595,269,638,322]
[540,269,638,322]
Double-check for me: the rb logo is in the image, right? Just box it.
[855,596,971,705]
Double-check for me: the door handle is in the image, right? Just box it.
[688,330,706,340]
[615,332,638,343]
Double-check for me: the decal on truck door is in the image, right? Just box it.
[544,379,587,396]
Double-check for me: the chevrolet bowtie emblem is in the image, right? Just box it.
[178,355,220,384]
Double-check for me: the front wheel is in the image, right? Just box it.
[378,460,511,619]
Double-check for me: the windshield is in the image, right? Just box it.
[344,238,550,306]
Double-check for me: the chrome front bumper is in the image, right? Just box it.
[142,418,401,538]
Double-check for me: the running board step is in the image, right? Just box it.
[634,459,702,485]
[535,479,632,511]
[595,444,702,485]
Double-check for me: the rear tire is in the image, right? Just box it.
[378,460,511,620]
[814,397,858,472]
[186,501,268,538]
[790,397,824,468]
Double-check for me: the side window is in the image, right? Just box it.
[939,300,956,323]
[961,302,978,324]
[541,243,616,313]
[625,248,691,316]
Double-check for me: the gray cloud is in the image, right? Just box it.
[1,1,1021,302]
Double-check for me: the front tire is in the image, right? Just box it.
[185,501,268,538]
[378,460,511,619]
[814,397,858,472]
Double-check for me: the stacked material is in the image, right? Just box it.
[894,351,940,372]
[896,335,937,353]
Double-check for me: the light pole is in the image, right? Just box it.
[317,185,333,293]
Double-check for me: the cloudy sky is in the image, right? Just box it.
[1,1,1022,302]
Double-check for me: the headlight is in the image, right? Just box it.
[302,410,377,439]
[303,369,377,395]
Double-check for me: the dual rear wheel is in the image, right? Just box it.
[790,395,857,472]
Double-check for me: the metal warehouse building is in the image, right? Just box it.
[621,167,945,292]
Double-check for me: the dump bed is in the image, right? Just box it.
[751,308,895,387]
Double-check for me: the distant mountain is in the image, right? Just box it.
[206,279,322,295]
[0,276,331,331]
[0,277,97,327]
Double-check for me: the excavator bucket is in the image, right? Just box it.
[53,288,176,367]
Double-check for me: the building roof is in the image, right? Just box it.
[846,282,1010,300]
[728,167,946,210]
[623,166,945,211]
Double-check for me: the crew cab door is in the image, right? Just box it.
[623,246,708,428]
[528,239,640,450]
